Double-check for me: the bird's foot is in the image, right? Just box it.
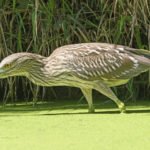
[88,106,95,113]
[119,102,126,113]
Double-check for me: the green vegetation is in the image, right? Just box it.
[0,0,150,104]
[0,101,150,150]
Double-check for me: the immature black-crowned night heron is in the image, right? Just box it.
[0,43,150,113]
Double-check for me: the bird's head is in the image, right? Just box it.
[0,52,46,79]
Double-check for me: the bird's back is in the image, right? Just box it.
[48,43,150,87]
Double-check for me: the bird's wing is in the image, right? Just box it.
[67,46,147,81]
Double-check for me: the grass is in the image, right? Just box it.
[0,100,150,150]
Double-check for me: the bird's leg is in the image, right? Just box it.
[81,88,95,113]
[95,83,126,113]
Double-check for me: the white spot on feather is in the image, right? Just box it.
[112,56,117,60]
[134,63,139,68]
[73,63,78,67]
[73,52,79,56]
[96,70,101,76]
[104,68,109,73]
[107,67,112,72]
[129,56,138,64]
[85,45,90,49]
[93,71,97,77]
[89,72,93,76]
[100,71,104,75]
[77,68,82,72]
[67,55,73,59]
[77,73,89,79]
[115,50,119,53]
[88,49,100,55]
[121,72,127,75]
[92,61,97,68]
[82,68,89,75]
[111,65,116,70]
[117,47,124,51]
[118,55,123,60]
[116,75,120,77]
[128,56,139,69]
[83,62,89,68]
[96,46,102,50]
[98,59,104,67]
[103,48,110,51]
[115,63,121,68]
[101,77,108,81]
[107,53,112,58]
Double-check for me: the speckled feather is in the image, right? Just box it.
[47,43,150,87]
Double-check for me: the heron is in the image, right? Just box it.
[0,43,150,113]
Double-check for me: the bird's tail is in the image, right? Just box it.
[125,47,150,59]
[125,47,150,86]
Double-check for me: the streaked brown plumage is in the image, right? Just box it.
[0,43,150,113]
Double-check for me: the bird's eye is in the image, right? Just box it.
[4,63,11,68]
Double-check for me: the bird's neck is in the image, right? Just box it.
[24,54,71,86]
[24,57,58,86]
